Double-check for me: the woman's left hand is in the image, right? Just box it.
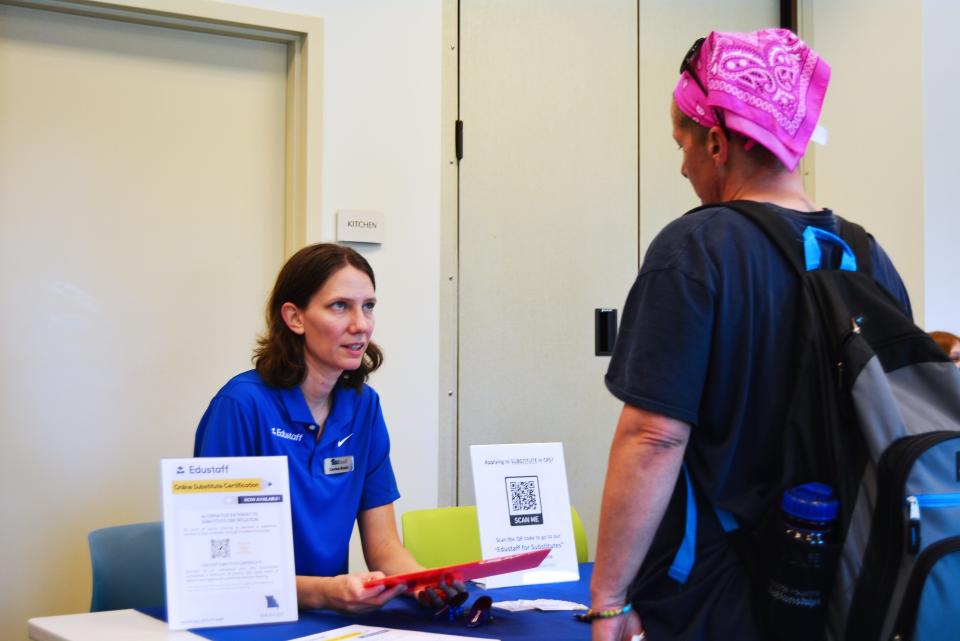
[296,572,407,613]
[415,579,468,609]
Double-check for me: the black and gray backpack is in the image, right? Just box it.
[724,200,960,641]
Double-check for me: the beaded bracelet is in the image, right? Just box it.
[575,602,633,622]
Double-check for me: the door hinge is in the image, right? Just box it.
[455,120,463,161]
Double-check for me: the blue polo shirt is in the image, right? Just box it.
[193,370,400,577]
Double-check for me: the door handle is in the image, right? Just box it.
[595,308,618,356]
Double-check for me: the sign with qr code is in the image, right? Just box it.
[470,443,579,588]
[161,456,297,630]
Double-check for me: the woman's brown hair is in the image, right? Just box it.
[253,243,383,389]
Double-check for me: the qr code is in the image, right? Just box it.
[505,476,543,526]
[210,538,230,559]
[506,476,542,514]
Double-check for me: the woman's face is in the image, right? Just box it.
[950,341,960,369]
[284,265,376,381]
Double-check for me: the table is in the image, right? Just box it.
[29,563,594,641]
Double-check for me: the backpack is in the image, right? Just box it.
[669,201,960,641]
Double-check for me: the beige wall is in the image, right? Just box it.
[808,0,926,323]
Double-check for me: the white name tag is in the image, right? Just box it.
[324,456,354,475]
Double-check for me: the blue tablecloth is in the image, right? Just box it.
[144,563,593,641]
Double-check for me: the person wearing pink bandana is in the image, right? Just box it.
[589,29,911,641]
[672,29,830,173]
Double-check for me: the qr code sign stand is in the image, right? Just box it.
[471,443,580,588]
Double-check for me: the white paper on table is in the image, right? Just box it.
[492,598,588,612]
[161,456,297,630]
[289,624,497,640]
[470,443,580,588]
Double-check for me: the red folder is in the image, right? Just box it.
[363,548,551,591]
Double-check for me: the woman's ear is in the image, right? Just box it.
[280,302,306,335]
[707,126,729,166]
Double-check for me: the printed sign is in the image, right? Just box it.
[161,456,297,630]
[470,443,580,588]
[336,209,385,244]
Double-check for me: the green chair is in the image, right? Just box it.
[88,521,165,611]
[401,505,588,568]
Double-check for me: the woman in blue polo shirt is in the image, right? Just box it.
[194,243,426,614]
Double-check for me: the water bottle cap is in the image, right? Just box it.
[781,482,839,522]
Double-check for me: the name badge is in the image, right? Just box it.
[324,456,354,475]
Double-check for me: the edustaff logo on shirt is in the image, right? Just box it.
[271,427,303,443]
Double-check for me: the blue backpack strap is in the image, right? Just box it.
[714,506,739,533]
[669,466,740,585]
[668,465,698,584]
[722,200,863,276]
[837,216,873,277]
[802,226,857,272]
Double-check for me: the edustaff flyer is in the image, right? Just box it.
[161,456,297,630]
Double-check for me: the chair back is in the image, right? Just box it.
[570,506,589,565]
[402,505,589,567]
[88,521,165,611]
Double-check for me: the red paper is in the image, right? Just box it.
[363,548,551,591]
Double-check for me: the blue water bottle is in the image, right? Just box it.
[766,482,840,640]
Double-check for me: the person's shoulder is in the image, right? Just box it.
[658,204,772,242]
[215,370,275,404]
[644,204,767,270]
[660,203,726,232]
[836,216,912,316]
[829,210,894,260]
[673,202,844,244]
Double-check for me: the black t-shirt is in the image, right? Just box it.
[604,203,911,640]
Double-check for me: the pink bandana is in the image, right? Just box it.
[673,28,830,171]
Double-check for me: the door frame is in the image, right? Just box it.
[438,0,459,507]
[2,0,323,256]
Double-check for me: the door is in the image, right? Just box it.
[457,0,780,558]
[457,1,639,558]
[0,3,289,629]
